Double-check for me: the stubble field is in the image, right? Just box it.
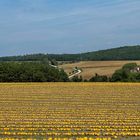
[60,61,140,79]
[0,83,140,140]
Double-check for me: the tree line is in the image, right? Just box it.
[0,61,140,82]
[0,46,140,62]
[48,45,140,61]
[0,62,68,82]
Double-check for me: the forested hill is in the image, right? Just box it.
[0,53,47,62]
[0,45,140,61]
[48,45,140,61]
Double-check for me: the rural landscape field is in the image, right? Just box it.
[60,61,140,80]
[0,83,139,140]
[0,0,140,140]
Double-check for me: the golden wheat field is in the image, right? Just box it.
[0,83,140,140]
[60,61,140,79]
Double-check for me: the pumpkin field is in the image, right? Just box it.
[0,83,139,140]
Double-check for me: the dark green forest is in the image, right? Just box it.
[0,45,140,61]
[0,62,69,82]
[48,45,140,61]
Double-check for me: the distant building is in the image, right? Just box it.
[130,66,140,73]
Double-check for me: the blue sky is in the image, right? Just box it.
[0,0,140,56]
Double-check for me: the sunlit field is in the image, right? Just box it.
[0,83,140,140]
[60,61,140,79]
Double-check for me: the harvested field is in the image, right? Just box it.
[60,61,140,79]
[0,83,139,140]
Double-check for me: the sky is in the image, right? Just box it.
[0,0,140,56]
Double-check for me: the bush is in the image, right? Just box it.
[111,63,140,82]
[122,63,137,71]
[71,75,83,82]
[89,73,108,82]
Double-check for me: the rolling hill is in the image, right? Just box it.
[48,45,140,61]
[0,45,140,61]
